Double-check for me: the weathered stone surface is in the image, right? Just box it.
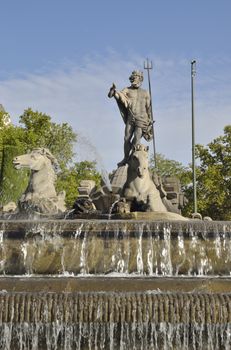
[78,180,96,198]
[120,144,168,213]
[110,164,128,194]
[112,211,188,221]
[106,70,188,218]
[108,71,153,166]
[0,276,230,293]
[13,148,66,214]
[2,201,17,212]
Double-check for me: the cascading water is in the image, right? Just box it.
[0,220,230,276]
[0,292,230,349]
[0,219,231,349]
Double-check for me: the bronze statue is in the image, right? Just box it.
[108,70,153,167]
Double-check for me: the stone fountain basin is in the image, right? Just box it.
[0,219,230,349]
[0,219,230,276]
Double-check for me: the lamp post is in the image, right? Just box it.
[191,60,197,214]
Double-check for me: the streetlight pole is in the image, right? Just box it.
[191,60,197,214]
[144,58,157,167]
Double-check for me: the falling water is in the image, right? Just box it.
[79,231,88,275]
[136,224,144,274]
[0,292,230,350]
[0,220,231,276]
[0,219,231,349]
[108,198,120,220]
[0,230,6,272]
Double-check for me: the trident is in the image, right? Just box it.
[144,58,157,167]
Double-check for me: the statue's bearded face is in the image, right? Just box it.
[129,74,143,88]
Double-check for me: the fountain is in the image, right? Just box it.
[0,71,230,349]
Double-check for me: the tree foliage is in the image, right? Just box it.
[0,108,101,208]
[150,126,231,220]
[0,111,28,204]
[183,125,231,220]
[0,145,28,204]
[19,109,76,168]
[150,153,191,186]
[56,161,101,208]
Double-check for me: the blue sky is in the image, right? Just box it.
[1,0,231,171]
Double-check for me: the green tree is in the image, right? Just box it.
[0,108,77,206]
[56,161,101,208]
[0,112,28,205]
[150,153,191,186]
[0,108,102,209]
[0,145,28,204]
[19,108,77,168]
[184,126,231,220]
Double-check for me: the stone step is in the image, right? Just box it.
[0,276,231,293]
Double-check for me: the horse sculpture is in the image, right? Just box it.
[13,148,66,214]
[121,144,167,212]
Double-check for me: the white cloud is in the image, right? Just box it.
[0,53,230,172]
